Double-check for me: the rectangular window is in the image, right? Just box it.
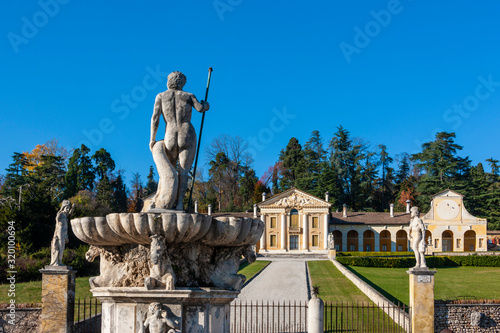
[382,244,387,252]
[350,244,355,251]
[270,235,277,247]
[335,244,340,251]
[270,217,277,229]
[366,244,371,252]
[312,217,319,229]
[312,235,319,247]
[398,245,403,251]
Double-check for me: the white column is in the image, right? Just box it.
[342,230,347,252]
[281,214,286,250]
[260,215,266,251]
[358,231,363,252]
[374,231,380,252]
[323,213,329,250]
[303,213,308,250]
[391,233,397,252]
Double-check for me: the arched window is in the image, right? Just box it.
[363,230,375,252]
[290,209,299,228]
[396,230,408,252]
[347,230,358,252]
[380,230,391,252]
[333,230,342,251]
[442,230,454,252]
[464,230,476,252]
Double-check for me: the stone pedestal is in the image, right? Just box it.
[407,268,436,333]
[40,266,76,333]
[92,287,239,333]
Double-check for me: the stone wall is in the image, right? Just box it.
[0,308,41,333]
[74,314,101,333]
[435,301,500,332]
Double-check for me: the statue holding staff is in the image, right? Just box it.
[149,71,210,211]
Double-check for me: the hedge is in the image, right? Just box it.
[337,251,414,257]
[336,254,500,268]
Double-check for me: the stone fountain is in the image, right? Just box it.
[70,71,263,333]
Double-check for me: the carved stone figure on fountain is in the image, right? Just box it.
[409,206,427,269]
[139,302,179,333]
[50,200,74,266]
[145,234,176,290]
[149,71,210,211]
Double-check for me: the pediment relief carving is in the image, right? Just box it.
[272,192,324,208]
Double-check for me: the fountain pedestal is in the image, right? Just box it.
[93,287,238,333]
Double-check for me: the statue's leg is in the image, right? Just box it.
[175,148,195,211]
[152,141,178,209]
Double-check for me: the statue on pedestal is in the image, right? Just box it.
[149,71,210,211]
[409,206,427,269]
[50,200,74,266]
[327,233,335,250]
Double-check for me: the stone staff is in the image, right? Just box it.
[187,67,213,211]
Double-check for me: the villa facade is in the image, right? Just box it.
[257,188,488,254]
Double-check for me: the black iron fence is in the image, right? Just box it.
[231,300,308,333]
[323,301,410,333]
[74,297,102,333]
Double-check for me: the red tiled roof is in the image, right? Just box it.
[331,211,411,225]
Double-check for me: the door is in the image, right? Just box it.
[290,235,299,250]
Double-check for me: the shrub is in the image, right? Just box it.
[337,254,500,268]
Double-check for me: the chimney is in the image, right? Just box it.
[406,200,411,213]
[342,203,347,218]
[208,204,212,216]
[262,192,267,202]
[390,203,394,217]
[325,191,329,202]
[194,201,199,214]
[253,204,258,218]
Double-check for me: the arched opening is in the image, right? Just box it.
[442,230,454,252]
[425,230,432,248]
[380,230,391,252]
[396,230,408,252]
[290,209,299,228]
[464,230,476,252]
[333,230,342,251]
[363,230,375,252]
[347,230,358,252]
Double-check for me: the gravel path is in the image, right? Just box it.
[231,259,310,332]
[237,258,310,302]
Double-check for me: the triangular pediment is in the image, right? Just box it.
[257,188,331,209]
[431,189,464,199]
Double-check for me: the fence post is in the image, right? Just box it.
[307,294,324,333]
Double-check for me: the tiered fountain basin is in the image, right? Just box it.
[70,212,263,247]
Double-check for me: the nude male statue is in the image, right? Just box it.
[149,71,209,210]
[139,302,179,333]
[409,206,427,269]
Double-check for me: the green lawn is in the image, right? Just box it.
[347,266,500,305]
[238,260,270,284]
[307,260,370,303]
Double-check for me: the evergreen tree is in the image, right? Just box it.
[278,137,306,190]
[111,173,128,212]
[64,144,95,198]
[145,166,158,196]
[301,130,326,195]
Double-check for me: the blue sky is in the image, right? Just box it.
[1,1,500,185]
